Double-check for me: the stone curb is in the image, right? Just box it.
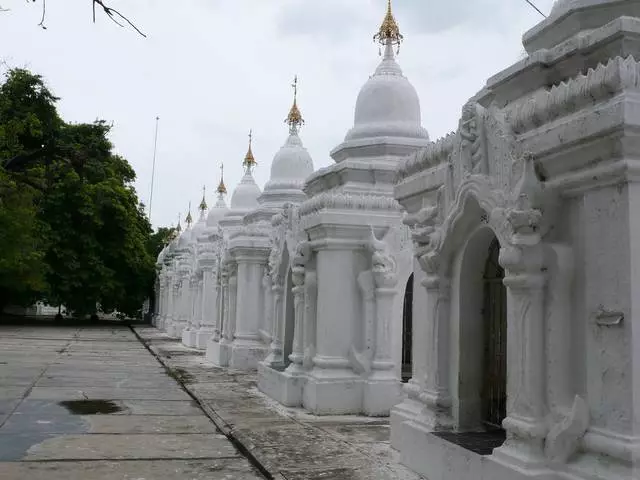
[129,326,273,480]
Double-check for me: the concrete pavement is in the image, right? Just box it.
[135,327,425,480]
[0,324,264,480]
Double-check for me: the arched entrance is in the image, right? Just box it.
[481,238,507,430]
[401,273,414,383]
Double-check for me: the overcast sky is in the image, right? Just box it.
[0,0,556,229]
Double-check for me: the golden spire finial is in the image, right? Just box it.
[199,185,208,212]
[373,0,403,54]
[217,163,227,195]
[243,129,257,171]
[185,202,193,226]
[285,75,305,134]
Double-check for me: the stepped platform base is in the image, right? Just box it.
[257,363,306,407]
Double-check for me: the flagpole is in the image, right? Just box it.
[148,116,160,225]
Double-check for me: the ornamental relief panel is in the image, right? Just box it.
[268,204,306,285]
[401,101,557,274]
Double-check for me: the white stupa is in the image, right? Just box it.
[206,166,229,229]
[191,191,208,244]
[330,1,428,162]
[219,133,262,231]
[259,77,314,207]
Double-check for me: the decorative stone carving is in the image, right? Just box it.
[459,101,488,176]
[299,191,401,218]
[509,56,640,135]
[350,269,376,375]
[367,227,398,289]
[544,395,589,465]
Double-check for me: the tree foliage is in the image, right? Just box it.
[0,68,163,318]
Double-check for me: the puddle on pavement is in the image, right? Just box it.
[59,399,122,414]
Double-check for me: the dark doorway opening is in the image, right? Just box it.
[401,273,414,383]
[481,238,507,430]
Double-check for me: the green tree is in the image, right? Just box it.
[42,121,156,318]
[0,68,159,319]
[0,68,58,310]
[0,169,48,308]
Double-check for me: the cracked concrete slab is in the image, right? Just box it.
[82,415,220,434]
[24,433,240,461]
[0,325,265,479]
[27,386,192,401]
[0,459,264,480]
[135,327,426,480]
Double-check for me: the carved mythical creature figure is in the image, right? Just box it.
[293,240,312,268]
[365,227,397,288]
[403,186,445,248]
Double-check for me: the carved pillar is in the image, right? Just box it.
[233,257,264,344]
[371,279,397,372]
[213,280,222,342]
[287,265,306,372]
[261,272,273,343]
[302,270,318,370]
[311,247,357,373]
[225,266,238,343]
[180,272,191,333]
[357,270,376,367]
[200,268,215,329]
[265,283,284,366]
[156,279,164,328]
[165,277,174,330]
[219,269,231,344]
[417,252,453,428]
[496,240,548,464]
[194,277,203,331]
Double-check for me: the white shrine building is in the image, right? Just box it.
[154,1,640,479]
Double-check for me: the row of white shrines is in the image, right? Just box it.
[152,2,640,480]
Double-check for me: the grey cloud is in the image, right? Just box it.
[276,0,372,39]
[395,0,510,34]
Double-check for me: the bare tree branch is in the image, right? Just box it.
[92,0,146,37]
[21,0,146,37]
[37,0,46,29]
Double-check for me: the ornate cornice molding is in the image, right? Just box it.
[509,55,640,135]
[396,132,456,182]
[299,191,401,217]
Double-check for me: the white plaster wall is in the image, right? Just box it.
[582,184,632,434]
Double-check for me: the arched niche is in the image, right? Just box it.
[401,273,414,383]
[451,222,506,437]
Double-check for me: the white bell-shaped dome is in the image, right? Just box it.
[156,246,166,264]
[344,43,428,142]
[191,210,208,243]
[230,169,261,211]
[264,133,313,192]
[177,224,192,250]
[206,194,229,227]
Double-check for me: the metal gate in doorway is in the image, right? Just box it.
[481,238,507,430]
[401,274,413,383]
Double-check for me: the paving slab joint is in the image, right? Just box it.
[129,326,273,480]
